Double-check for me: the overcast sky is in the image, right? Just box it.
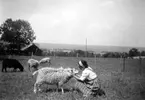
[0,0,145,47]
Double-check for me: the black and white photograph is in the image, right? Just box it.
[0,0,145,100]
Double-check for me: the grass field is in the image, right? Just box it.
[0,56,145,100]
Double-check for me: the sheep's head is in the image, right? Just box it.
[64,68,79,76]
[28,59,39,72]
[71,68,79,74]
[60,68,78,83]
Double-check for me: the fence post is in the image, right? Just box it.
[139,52,142,75]
[94,53,96,66]
[122,57,125,72]
[54,50,56,58]
[76,53,79,58]
[31,52,33,58]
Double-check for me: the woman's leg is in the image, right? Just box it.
[75,81,91,97]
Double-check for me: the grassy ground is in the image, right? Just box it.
[0,56,145,100]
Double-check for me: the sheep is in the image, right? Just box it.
[39,57,51,66]
[27,59,40,72]
[33,67,78,94]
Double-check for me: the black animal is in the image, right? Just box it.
[2,59,24,72]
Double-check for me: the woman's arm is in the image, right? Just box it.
[73,74,81,79]
[74,70,88,81]
[73,74,84,82]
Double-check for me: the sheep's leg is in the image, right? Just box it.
[56,84,59,92]
[34,82,43,93]
[37,83,42,92]
[61,87,64,94]
[34,74,44,93]
[34,82,37,93]
[59,82,64,94]
[49,62,51,66]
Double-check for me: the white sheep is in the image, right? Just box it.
[27,59,40,72]
[39,57,51,66]
[33,67,78,94]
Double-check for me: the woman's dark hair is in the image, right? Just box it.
[79,60,88,68]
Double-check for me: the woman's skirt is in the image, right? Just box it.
[74,78,100,96]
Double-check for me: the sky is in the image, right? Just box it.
[0,0,145,47]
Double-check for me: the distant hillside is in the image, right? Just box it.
[36,43,145,53]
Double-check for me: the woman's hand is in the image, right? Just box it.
[73,74,80,79]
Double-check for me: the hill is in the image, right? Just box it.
[36,43,145,53]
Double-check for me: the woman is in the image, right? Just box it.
[74,60,100,97]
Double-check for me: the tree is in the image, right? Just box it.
[121,52,128,58]
[75,50,85,57]
[0,18,36,46]
[0,40,10,55]
[128,48,139,57]
[141,51,145,56]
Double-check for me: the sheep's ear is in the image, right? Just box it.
[71,68,75,73]
[71,69,73,72]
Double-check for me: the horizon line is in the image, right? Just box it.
[34,42,145,48]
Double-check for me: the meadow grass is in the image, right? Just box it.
[0,56,145,100]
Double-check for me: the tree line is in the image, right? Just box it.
[0,18,145,58]
[41,48,145,58]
